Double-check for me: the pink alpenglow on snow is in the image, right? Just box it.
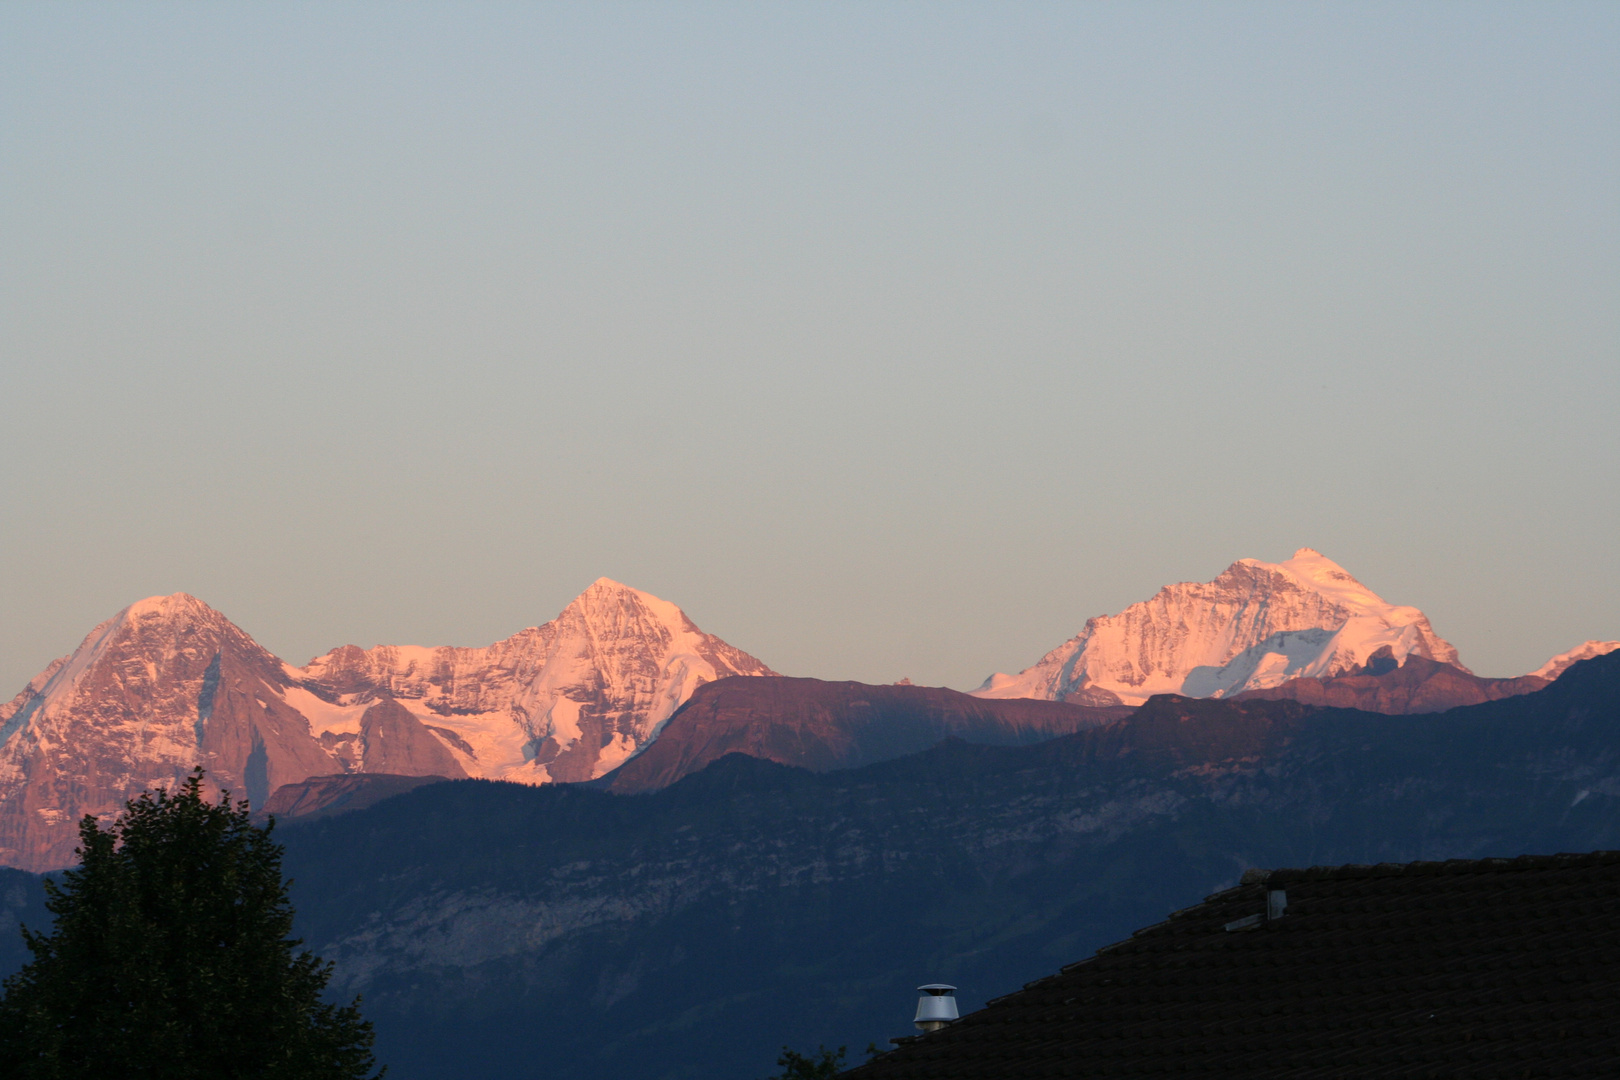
[293,578,777,785]
[0,580,775,871]
[973,549,1462,707]
[1530,640,1620,682]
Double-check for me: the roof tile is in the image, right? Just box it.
[845,851,1620,1078]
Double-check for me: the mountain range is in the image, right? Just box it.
[1,550,1613,871]
[0,581,773,870]
[105,651,1620,1079]
[1,538,1618,1080]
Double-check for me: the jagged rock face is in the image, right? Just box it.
[296,579,778,784]
[975,549,1462,706]
[0,595,338,871]
[0,580,775,871]
[354,700,469,779]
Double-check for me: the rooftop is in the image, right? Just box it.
[846,851,1620,1078]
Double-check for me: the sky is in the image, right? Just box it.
[2,1,1616,693]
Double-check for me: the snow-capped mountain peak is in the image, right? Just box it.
[19,594,244,713]
[560,577,707,657]
[974,550,1462,707]
[1530,640,1620,682]
[4,593,279,726]
[123,591,214,619]
[1248,549,1407,619]
[292,579,776,785]
[0,592,324,870]
[1,582,776,871]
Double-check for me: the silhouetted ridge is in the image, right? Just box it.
[600,675,1128,793]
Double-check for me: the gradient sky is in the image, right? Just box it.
[3,2,1616,694]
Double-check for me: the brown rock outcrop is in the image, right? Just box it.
[602,675,1132,794]
[356,700,468,778]
[1231,651,1547,713]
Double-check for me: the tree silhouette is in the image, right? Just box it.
[765,1044,848,1080]
[0,767,382,1079]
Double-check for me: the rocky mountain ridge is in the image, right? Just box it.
[600,675,1131,794]
[1531,639,1620,681]
[0,594,337,870]
[1228,649,1550,713]
[291,578,776,785]
[4,551,1609,869]
[259,773,449,822]
[248,653,1569,821]
[0,581,773,870]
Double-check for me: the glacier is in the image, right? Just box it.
[973,549,1464,706]
[0,581,775,871]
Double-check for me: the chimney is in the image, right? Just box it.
[913,984,959,1033]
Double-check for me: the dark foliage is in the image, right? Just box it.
[0,768,381,1080]
[765,1045,846,1079]
[0,868,49,979]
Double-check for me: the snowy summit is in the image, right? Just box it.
[0,580,776,871]
[973,549,1461,707]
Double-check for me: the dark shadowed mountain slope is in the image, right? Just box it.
[601,675,1130,793]
[258,772,451,822]
[264,653,1620,1080]
[1231,649,1548,713]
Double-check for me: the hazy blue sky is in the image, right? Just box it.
[3,2,1616,692]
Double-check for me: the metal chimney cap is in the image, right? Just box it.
[914,984,961,1030]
